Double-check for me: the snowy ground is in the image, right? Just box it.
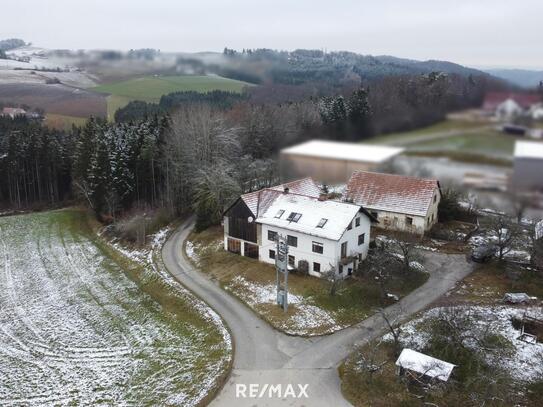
[225,276,344,336]
[186,237,348,336]
[0,211,231,406]
[389,305,543,383]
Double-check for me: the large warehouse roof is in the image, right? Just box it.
[281,140,404,163]
[514,140,543,160]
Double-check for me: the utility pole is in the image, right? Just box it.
[275,235,289,313]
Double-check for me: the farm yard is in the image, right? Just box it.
[186,226,428,336]
[91,75,251,119]
[0,211,231,406]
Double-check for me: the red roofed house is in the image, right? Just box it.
[345,171,441,235]
[1,107,27,118]
[483,92,541,121]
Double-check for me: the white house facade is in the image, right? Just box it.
[256,193,372,278]
[345,171,441,235]
[222,178,374,278]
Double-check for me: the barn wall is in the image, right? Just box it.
[224,199,257,243]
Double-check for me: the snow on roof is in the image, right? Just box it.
[240,177,322,215]
[345,171,439,217]
[514,140,543,160]
[396,348,456,382]
[281,140,404,163]
[256,193,362,241]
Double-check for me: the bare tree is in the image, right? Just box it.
[379,309,404,356]
[487,216,520,261]
[355,339,388,384]
[322,265,343,296]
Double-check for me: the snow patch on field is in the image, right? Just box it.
[388,306,543,383]
[225,275,344,335]
[0,213,231,406]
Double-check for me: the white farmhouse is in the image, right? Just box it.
[223,178,375,278]
[345,171,441,235]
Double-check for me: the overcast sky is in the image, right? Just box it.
[2,0,542,69]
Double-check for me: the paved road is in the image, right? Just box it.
[162,219,474,406]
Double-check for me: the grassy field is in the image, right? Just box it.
[407,129,516,157]
[0,210,231,405]
[92,75,251,120]
[366,120,486,145]
[45,113,88,131]
[186,227,428,336]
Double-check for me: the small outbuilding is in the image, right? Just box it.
[280,139,403,185]
[395,348,456,383]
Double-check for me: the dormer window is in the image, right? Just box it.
[286,212,302,222]
[316,218,328,228]
[275,209,285,218]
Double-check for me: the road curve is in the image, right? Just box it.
[162,218,474,406]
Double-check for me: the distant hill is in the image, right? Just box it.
[375,55,485,77]
[484,69,543,88]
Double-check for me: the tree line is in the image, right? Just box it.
[0,68,504,229]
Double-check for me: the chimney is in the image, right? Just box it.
[283,187,290,194]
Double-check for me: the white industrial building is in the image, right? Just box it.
[512,141,543,192]
[280,139,404,184]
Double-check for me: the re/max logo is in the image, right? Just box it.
[235,383,309,398]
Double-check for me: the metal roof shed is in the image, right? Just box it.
[395,348,456,382]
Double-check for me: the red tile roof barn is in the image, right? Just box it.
[345,171,439,217]
[483,92,541,111]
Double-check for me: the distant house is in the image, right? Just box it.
[1,107,27,118]
[345,171,441,235]
[280,139,404,185]
[483,92,541,121]
[396,348,456,383]
[530,103,543,120]
[512,141,543,192]
[223,177,375,278]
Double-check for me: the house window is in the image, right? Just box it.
[312,241,323,254]
[434,195,437,203]
[269,250,275,259]
[347,221,352,230]
[287,235,298,247]
[358,233,365,245]
[406,216,413,226]
[313,262,321,273]
[275,209,285,218]
[288,255,295,267]
[338,265,343,274]
[316,218,328,228]
[355,217,360,227]
[268,230,277,241]
[286,212,302,222]
[341,242,348,258]
[431,213,434,221]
